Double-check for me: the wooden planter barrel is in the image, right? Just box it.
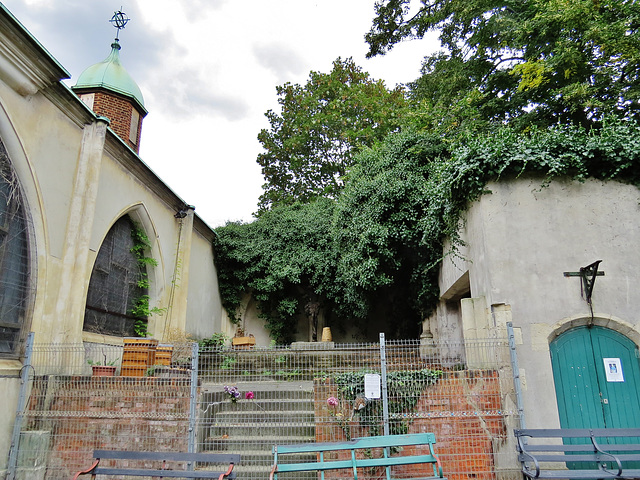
[121,338,159,377]
[232,336,256,350]
[155,344,173,366]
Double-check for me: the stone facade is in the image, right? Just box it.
[429,177,640,430]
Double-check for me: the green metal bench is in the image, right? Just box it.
[269,433,446,480]
[515,428,640,479]
[71,450,240,479]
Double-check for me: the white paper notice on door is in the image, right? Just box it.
[603,358,624,382]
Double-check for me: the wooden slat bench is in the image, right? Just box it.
[71,450,240,479]
[515,428,640,479]
[269,433,446,480]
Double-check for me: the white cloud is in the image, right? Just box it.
[2,0,440,227]
[253,43,306,82]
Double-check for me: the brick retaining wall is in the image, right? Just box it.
[315,369,506,480]
[23,376,191,479]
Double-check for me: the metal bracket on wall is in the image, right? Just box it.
[563,260,604,305]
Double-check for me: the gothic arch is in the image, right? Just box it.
[0,102,42,354]
[548,313,640,347]
[84,204,162,338]
[0,136,36,354]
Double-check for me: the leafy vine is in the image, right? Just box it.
[129,222,164,337]
[331,368,442,438]
[214,119,640,340]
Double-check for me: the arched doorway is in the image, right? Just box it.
[550,326,640,429]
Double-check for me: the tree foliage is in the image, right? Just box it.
[367,0,640,130]
[216,120,640,343]
[214,2,640,343]
[330,130,448,336]
[257,57,408,212]
[213,199,337,343]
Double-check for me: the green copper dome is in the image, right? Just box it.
[74,39,145,112]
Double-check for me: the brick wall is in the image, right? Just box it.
[24,376,191,479]
[315,369,507,480]
[91,91,144,153]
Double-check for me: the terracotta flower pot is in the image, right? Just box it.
[92,365,116,377]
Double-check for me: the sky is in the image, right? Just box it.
[2,0,439,228]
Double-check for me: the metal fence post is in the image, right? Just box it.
[379,333,390,437]
[7,331,35,480]
[188,341,199,455]
[507,321,526,429]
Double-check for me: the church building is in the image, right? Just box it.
[0,4,230,468]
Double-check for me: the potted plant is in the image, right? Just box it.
[88,357,118,377]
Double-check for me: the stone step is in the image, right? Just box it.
[207,422,315,438]
[199,379,317,478]
[211,409,314,423]
[200,380,315,392]
[203,435,314,452]
[203,398,315,412]
[230,463,317,480]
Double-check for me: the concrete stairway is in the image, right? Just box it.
[199,380,318,479]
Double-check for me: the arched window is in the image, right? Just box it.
[83,216,147,337]
[0,139,31,355]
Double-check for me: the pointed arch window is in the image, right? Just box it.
[83,216,147,337]
[0,139,32,355]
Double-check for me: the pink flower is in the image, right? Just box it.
[245,391,254,400]
[327,396,338,407]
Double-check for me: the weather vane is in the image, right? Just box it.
[109,8,130,40]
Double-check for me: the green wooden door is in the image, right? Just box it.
[550,326,640,466]
[551,326,640,429]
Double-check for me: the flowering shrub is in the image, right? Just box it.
[245,391,254,400]
[223,385,240,403]
[326,396,350,440]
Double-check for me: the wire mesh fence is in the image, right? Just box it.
[10,336,522,480]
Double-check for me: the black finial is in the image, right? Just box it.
[109,8,130,41]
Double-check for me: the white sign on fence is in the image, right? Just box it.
[364,373,381,399]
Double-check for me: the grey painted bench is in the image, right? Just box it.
[269,433,446,480]
[71,450,240,479]
[515,428,640,479]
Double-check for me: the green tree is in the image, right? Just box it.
[330,130,449,337]
[257,57,408,212]
[217,119,640,343]
[366,0,640,130]
[214,199,337,343]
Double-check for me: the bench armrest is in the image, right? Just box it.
[590,436,622,477]
[71,459,100,480]
[517,435,540,478]
[217,463,235,480]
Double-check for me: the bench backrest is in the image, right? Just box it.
[514,428,640,477]
[516,428,640,439]
[272,433,442,480]
[90,450,241,479]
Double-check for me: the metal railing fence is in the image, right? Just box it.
[8,336,521,480]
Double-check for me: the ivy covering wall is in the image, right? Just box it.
[214,119,640,343]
